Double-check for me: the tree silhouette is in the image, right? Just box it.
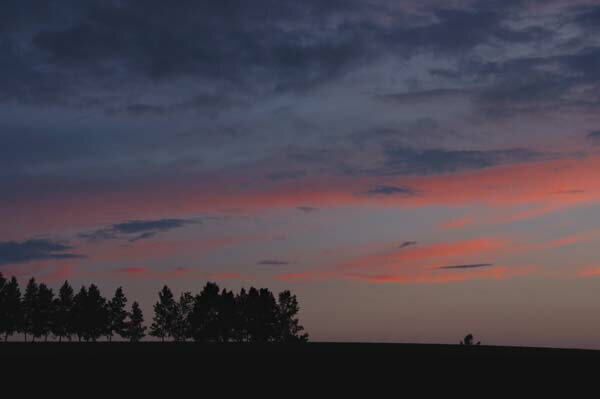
[0,273,6,341]
[33,283,55,342]
[0,275,310,344]
[218,289,236,342]
[276,290,308,343]
[149,285,177,342]
[72,284,108,342]
[72,286,88,342]
[53,281,74,342]
[124,302,146,342]
[107,287,128,341]
[22,278,38,342]
[86,284,109,342]
[190,282,222,342]
[2,277,22,341]
[245,287,279,342]
[172,292,193,342]
[234,288,249,342]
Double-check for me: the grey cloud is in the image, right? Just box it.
[0,0,557,108]
[398,241,418,249]
[587,130,600,140]
[0,239,83,266]
[438,263,493,269]
[258,260,290,266]
[377,146,549,176]
[366,185,415,196]
[80,218,196,242]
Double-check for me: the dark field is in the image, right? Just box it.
[1,342,598,357]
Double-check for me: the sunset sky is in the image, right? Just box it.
[4,0,600,348]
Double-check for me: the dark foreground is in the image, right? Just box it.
[1,342,598,357]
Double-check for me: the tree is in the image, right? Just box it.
[86,284,109,341]
[22,278,38,342]
[33,283,55,342]
[218,289,236,342]
[72,285,108,342]
[244,287,279,342]
[1,277,21,341]
[149,285,176,342]
[172,292,193,342]
[107,287,128,341]
[275,290,308,343]
[53,281,74,342]
[190,282,222,342]
[0,273,6,340]
[124,302,146,342]
[233,288,249,342]
[72,286,88,342]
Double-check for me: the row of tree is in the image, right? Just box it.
[0,275,145,342]
[149,283,308,343]
[0,273,308,343]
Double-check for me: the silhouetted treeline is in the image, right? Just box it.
[0,273,308,343]
[149,282,308,343]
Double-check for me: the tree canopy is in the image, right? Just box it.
[0,276,308,343]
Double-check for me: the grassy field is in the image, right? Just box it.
[0,342,598,357]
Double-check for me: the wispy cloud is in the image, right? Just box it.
[80,218,197,242]
[258,259,290,266]
[0,239,83,266]
[366,185,415,196]
[437,263,493,270]
[398,241,418,248]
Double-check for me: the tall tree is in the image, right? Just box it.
[86,284,109,342]
[276,290,308,343]
[234,288,249,342]
[243,287,279,343]
[124,302,146,342]
[53,281,74,342]
[149,285,176,342]
[172,292,193,342]
[190,282,222,342]
[219,289,236,342]
[34,283,55,342]
[72,286,88,341]
[22,278,38,342]
[0,273,6,340]
[2,277,22,341]
[107,287,128,341]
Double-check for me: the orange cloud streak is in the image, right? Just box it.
[5,154,600,238]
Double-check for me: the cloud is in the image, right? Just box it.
[0,239,83,266]
[398,241,418,248]
[551,189,585,195]
[437,263,494,270]
[80,218,196,242]
[366,185,415,196]
[0,0,559,110]
[258,259,290,266]
[377,146,550,176]
[587,131,600,141]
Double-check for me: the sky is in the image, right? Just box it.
[3,0,600,348]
